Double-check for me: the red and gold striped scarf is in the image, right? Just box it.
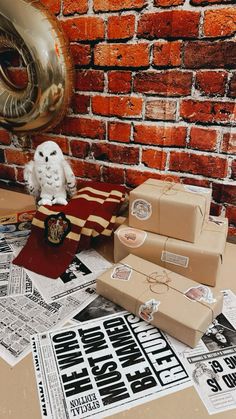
[13,182,126,278]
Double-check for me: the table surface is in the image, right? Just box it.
[0,236,235,419]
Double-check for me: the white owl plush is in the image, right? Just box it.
[24,141,76,206]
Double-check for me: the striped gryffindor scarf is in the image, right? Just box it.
[13,182,126,278]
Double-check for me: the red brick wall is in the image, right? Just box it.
[0,0,236,234]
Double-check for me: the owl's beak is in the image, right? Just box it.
[45,157,48,162]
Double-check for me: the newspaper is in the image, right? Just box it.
[31,314,191,419]
[167,289,236,415]
[0,252,33,298]
[0,236,33,298]
[0,286,97,366]
[72,294,125,324]
[25,249,112,303]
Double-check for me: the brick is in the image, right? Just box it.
[7,68,28,88]
[125,168,179,188]
[134,71,192,96]
[145,99,177,121]
[0,130,11,145]
[181,177,211,188]
[63,0,88,15]
[108,15,135,40]
[93,0,146,12]
[0,164,16,181]
[70,140,90,158]
[70,44,91,66]
[92,96,143,118]
[40,0,60,14]
[55,117,105,140]
[102,166,125,185]
[180,100,236,124]
[70,160,101,180]
[138,11,200,39]
[154,0,184,7]
[75,70,104,92]
[16,167,24,183]
[184,41,236,69]
[189,127,217,151]
[32,135,70,154]
[221,132,236,154]
[61,17,105,42]
[191,0,232,4]
[108,71,132,93]
[142,149,167,170]
[153,41,182,68]
[0,150,4,163]
[228,225,236,236]
[226,205,236,224]
[210,202,223,217]
[196,71,227,96]
[134,125,186,146]
[126,170,161,187]
[228,73,236,98]
[108,122,131,143]
[204,8,236,38]
[232,160,236,179]
[94,44,149,68]
[213,183,236,204]
[5,149,31,165]
[91,143,139,165]
[169,152,228,178]
[71,94,90,114]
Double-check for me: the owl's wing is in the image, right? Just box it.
[62,160,77,196]
[24,160,40,196]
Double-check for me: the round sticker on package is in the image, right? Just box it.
[139,299,160,322]
[118,227,147,248]
[184,285,216,304]
[111,264,132,281]
[131,199,152,220]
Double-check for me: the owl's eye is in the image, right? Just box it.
[39,151,44,157]
[50,150,57,156]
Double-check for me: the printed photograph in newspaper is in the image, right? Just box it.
[73,294,125,323]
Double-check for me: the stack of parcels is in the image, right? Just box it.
[114,179,228,287]
[96,254,223,348]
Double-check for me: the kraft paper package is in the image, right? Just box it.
[114,216,228,287]
[129,179,212,243]
[96,254,223,348]
[0,188,36,224]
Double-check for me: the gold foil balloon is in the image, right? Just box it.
[0,0,74,134]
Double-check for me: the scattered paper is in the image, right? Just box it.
[25,249,112,303]
[166,289,236,415]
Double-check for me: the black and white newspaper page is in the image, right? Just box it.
[25,250,112,303]
[166,289,236,414]
[31,313,191,419]
[0,237,33,298]
[0,286,97,366]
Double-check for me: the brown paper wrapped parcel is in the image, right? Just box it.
[129,179,212,243]
[114,216,228,287]
[96,254,223,348]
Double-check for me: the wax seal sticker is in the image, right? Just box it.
[44,212,71,246]
[131,199,152,220]
[111,264,132,281]
[184,285,216,304]
[118,227,147,248]
[139,299,160,322]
